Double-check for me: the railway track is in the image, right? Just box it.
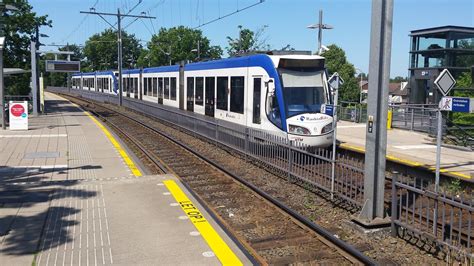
[63,94,375,265]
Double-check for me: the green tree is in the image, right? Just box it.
[390,76,407,83]
[138,26,222,67]
[321,44,360,102]
[3,0,52,95]
[226,25,269,56]
[83,29,142,71]
[452,72,474,126]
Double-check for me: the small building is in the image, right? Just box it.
[359,80,368,103]
[389,82,409,104]
[408,25,474,104]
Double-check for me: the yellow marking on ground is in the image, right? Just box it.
[163,180,243,266]
[339,143,471,180]
[51,93,142,176]
[85,112,142,176]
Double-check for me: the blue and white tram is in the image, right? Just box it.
[71,54,334,147]
[72,71,117,94]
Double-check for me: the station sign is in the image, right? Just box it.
[321,104,334,116]
[439,97,474,113]
[45,60,80,73]
[9,101,28,130]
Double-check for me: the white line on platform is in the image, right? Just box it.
[0,134,67,138]
[393,145,437,150]
[337,125,366,128]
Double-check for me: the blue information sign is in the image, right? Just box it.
[452,97,470,113]
[324,105,334,116]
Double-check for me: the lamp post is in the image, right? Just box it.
[0,2,19,129]
[307,10,333,55]
[355,68,364,103]
[0,36,5,129]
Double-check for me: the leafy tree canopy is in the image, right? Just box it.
[138,26,222,67]
[83,28,142,71]
[3,0,52,95]
[453,72,474,126]
[390,76,408,83]
[321,44,360,102]
[226,25,269,56]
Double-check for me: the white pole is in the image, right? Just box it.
[330,75,339,200]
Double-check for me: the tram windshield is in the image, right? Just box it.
[279,69,327,117]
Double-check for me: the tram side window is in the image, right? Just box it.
[187,77,194,100]
[230,76,244,114]
[143,78,148,95]
[195,77,204,106]
[216,77,228,110]
[170,77,177,101]
[148,78,152,96]
[134,78,138,94]
[158,77,163,98]
[152,77,157,97]
[131,78,135,94]
[164,77,170,99]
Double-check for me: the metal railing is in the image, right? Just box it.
[338,105,367,123]
[390,105,439,134]
[49,87,366,208]
[392,173,474,260]
[49,87,474,260]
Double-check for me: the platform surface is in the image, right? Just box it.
[0,93,251,265]
[337,120,473,180]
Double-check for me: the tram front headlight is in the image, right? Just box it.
[321,124,333,134]
[289,124,311,135]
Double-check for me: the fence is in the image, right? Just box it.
[48,87,473,260]
[392,174,474,260]
[390,105,439,135]
[49,87,366,208]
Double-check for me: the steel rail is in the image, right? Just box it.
[65,93,376,265]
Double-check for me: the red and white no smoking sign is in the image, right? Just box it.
[9,101,28,130]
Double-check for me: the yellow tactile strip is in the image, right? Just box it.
[339,143,471,180]
[84,112,142,177]
[163,179,243,266]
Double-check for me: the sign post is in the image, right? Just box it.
[433,68,456,236]
[433,69,456,193]
[328,72,344,200]
[9,101,28,130]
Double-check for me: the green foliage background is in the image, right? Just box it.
[321,44,360,102]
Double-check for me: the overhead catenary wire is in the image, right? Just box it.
[60,0,101,43]
[193,0,265,29]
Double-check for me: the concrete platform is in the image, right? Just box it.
[337,120,473,180]
[0,93,251,265]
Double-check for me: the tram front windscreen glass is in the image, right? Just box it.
[279,69,327,117]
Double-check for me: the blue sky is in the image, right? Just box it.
[30,0,474,77]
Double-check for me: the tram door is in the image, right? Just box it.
[158,77,164,104]
[252,77,262,124]
[205,77,215,117]
[187,77,194,112]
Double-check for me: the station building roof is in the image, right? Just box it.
[410,25,474,37]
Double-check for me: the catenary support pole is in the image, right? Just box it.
[79,9,155,107]
[31,41,38,117]
[330,75,339,200]
[360,0,394,223]
[117,8,123,106]
[0,47,4,129]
